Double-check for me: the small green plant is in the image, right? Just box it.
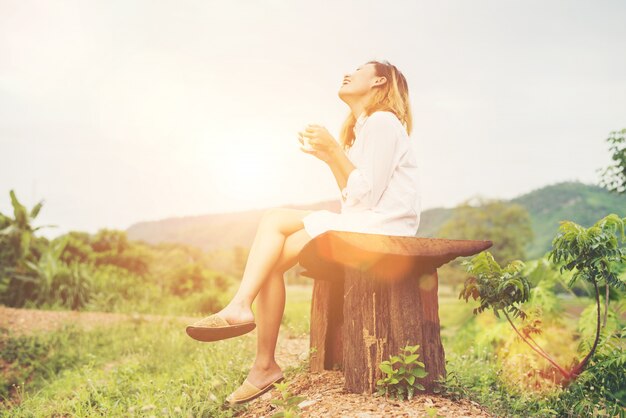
[424,405,445,418]
[375,344,428,400]
[269,380,305,418]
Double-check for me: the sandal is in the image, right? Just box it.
[225,375,285,405]
[185,313,256,342]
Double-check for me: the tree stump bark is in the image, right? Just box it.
[298,231,492,395]
[343,266,445,393]
[309,278,344,371]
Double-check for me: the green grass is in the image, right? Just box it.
[2,284,623,417]
[0,285,313,417]
[279,285,312,338]
[1,318,262,417]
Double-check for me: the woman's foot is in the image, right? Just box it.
[245,360,284,391]
[216,301,255,325]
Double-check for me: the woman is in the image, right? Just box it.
[186,59,421,406]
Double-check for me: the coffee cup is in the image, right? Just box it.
[301,137,314,151]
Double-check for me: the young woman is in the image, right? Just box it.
[186,59,421,405]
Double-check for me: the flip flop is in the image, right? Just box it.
[185,314,256,342]
[225,375,285,406]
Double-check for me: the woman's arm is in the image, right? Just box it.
[298,125,357,193]
[326,146,356,193]
[299,112,401,208]
[333,113,402,210]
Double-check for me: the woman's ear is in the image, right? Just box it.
[373,76,387,87]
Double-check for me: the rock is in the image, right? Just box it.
[297,399,319,409]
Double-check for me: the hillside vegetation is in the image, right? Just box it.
[126,181,626,260]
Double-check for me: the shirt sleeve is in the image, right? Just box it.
[340,112,402,211]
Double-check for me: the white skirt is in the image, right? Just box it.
[302,209,419,239]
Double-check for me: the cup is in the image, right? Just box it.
[298,130,314,151]
[301,136,314,151]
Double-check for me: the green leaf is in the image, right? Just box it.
[407,344,420,353]
[379,363,394,375]
[404,354,419,364]
[411,368,428,378]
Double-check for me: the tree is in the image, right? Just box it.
[598,128,626,194]
[54,231,94,264]
[459,213,626,385]
[438,196,534,266]
[89,228,151,276]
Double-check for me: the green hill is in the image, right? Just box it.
[414,181,626,258]
[127,181,626,259]
[511,181,626,258]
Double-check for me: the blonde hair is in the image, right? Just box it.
[339,60,413,150]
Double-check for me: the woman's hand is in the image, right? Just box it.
[297,124,342,164]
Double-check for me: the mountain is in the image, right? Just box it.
[126,200,339,252]
[126,181,626,259]
[511,181,626,258]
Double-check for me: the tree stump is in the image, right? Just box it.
[298,231,492,394]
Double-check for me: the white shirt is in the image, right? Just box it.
[302,110,421,238]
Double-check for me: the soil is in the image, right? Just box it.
[238,369,492,418]
[0,305,493,417]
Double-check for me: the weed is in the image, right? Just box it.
[269,381,305,418]
[375,344,428,401]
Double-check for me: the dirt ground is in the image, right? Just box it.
[239,368,492,418]
[0,305,492,417]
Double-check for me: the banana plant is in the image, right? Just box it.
[0,190,57,306]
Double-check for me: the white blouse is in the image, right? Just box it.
[302,110,421,238]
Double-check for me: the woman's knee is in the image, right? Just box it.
[274,228,312,273]
[260,208,286,224]
[259,208,307,235]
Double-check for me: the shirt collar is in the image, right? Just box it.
[353,111,368,136]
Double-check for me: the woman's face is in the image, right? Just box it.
[338,63,385,99]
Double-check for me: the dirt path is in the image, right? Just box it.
[0,305,196,336]
[0,305,306,370]
[0,306,492,417]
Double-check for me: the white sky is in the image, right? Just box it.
[1,0,625,239]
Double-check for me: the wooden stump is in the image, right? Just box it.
[298,231,492,394]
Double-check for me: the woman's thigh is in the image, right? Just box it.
[274,228,313,274]
[260,208,314,237]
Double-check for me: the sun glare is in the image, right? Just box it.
[208,138,282,207]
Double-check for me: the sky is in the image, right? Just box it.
[1,0,625,240]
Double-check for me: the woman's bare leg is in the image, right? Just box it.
[216,208,313,325]
[245,228,313,388]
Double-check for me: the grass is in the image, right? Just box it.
[278,284,312,338]
[1,283,622,417]
[1,317,261,417]
[0,285,482,417]
[0,285,313,417]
